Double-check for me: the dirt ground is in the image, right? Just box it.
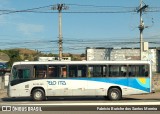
[124,92,160,100]
[0,89,7,98]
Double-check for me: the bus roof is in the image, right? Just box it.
[12,60,151,66]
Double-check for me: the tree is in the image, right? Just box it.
[2,49,22,68]
[80,53,86,57]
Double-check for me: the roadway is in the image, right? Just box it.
[0,92,160,107]
[0,92,160,111]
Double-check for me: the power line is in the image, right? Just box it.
[67,4,136,8]
[0,3,160,16]
[0,10,135,14]
[0,5,53,15]
[0,3,160,53]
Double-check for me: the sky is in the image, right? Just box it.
[0,0,160,54]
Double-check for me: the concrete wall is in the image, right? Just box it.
[0,73,9,89]
[0,76,4,89]
[152,73,160,91]
[86,48,157,72]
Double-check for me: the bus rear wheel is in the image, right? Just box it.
[32,89,45,101]
[108,88,122,100]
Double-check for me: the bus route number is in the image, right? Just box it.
[47,81,66,85]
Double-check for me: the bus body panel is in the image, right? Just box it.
[8,77,150,97]
[8,60,152,99]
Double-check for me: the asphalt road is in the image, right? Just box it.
[0,92,160,103]
[0,93,160,105]
[0,92,160,112]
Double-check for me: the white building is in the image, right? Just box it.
[86,47,160,72]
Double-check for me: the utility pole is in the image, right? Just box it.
[137,0,148,60]
[52,4,68,61]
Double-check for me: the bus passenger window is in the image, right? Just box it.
[109,65,127,77]
[48,66,58,78]
[17,69,30,79]
[23,69,30,79]
[128,65,149,77]
[78,65,87,77]
[120,66,127,77]
[34,65,47,78]
[109,65,119,77]
[60,65,67,78]
[88,66,93,77]
[140,65,149,77]
[88,65,107,77]
[69,65,77,77]
[68,65,87,77]
[128,65,136,77]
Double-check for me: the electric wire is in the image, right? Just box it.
[0,4,160,16]
[0,3,160,53]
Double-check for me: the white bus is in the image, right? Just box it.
[7,60,152,101]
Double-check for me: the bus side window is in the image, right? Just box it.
[145,71,148,76]
[128,65,135,77]
[68,65,87,77]
[120,66,127,77]
[88,66,93,77]
[109,65,119,77]
[59,65,67,78]
[78,65,87,77]
[69,65,77,77]
[23,69,30,79]
[109,65,127,77]
[17,69,30,79]
[48,66,58,78]
[34,65,47,78]
[128,65,149,77]
[88,65,107,77]
[141,65,149,77]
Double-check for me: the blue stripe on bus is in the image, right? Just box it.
[66,78,150,92]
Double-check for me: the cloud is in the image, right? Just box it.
[17,23,44,35]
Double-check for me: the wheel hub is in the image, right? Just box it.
[111,91,118,99]
[35,91,42,99]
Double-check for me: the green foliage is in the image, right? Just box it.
[0,49,84,68]
[80,53,86,57]
[1,49,22,68]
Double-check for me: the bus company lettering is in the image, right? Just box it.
[47,81,66,85]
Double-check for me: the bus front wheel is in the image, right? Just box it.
[108,88,122,100]
[31,89,45,101]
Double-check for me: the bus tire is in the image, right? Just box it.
[32,89,45,101]
[108,88,122,100]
